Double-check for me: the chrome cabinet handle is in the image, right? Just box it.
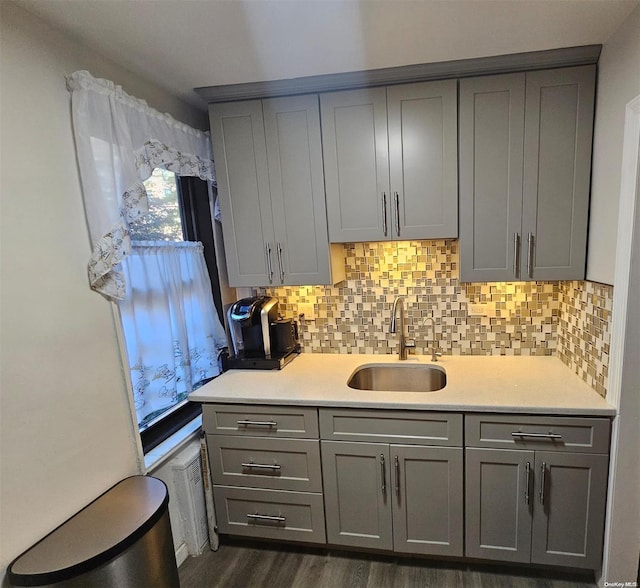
[524,461,531,505]
[247,513,286,523]
[539,462,547,505]
[382,193,388,237]
[511,432,562,440]
[527,233,535,279]
[394,192,400,237]
[514,233,521,278]
[265,243,274,283]
[394,455,400,499]
[237,419,278,428]
[380,454,386,496]
[276,242,285,283]
[241,462,281,471]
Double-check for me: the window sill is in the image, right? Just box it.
[144,415,202,473]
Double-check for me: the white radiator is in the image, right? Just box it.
[170,441,209,555]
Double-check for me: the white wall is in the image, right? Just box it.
[0,2,207,580]
[588,5,640,285]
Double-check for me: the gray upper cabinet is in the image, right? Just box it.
[459,74,525,282]
[209,100,274,287]
[387,82,459,240]
[521,68,595,280]
[320,88,390,242]
[209,95,343,287]
[321,81,458,242]
[459,66,595,282]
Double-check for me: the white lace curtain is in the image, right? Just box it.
[119,243,227,427]
[68,71,226,425]
[67,70,216,300]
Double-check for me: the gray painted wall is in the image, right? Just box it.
[588,4,640,285]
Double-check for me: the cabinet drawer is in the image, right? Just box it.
[207,436,322,492]
[213,486,326,544]
[465,414,610,454]
[319,408,462,446]
[203,404,319,438]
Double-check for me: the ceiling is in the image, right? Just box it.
[13,0,640,111]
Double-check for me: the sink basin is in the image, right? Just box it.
[347,363,446,392]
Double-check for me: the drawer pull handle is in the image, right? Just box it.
[265,243,274,284]
[241,463,281,471]
[394,455,400,499]
[527,233,535,279]
[276,242,285,283]
[382,193,388,237]
[246,513,286,523]
[237,420,278,428]
[524,461,531,505]
[511,432,562,440]
[380,454,386,496]
[539,462,547,506]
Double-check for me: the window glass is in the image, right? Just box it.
[129,168,184,241]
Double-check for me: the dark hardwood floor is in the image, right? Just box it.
[178,539,596,588]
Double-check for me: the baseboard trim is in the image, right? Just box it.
[176,541,190,568]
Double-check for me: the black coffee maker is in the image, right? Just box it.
[226,296,299,369]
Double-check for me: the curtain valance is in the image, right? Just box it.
[67,70,215,300]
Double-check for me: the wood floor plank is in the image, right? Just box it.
[178,539,597,588]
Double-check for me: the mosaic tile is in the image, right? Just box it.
[557,281,613,398]
[255,240,613,397]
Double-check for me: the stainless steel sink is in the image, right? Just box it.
[347,363,447,392]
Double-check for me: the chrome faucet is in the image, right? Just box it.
[422,317,443,362]
[390,296,415,360]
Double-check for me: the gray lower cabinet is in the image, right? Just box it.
[465,415,610,569]
[465,448,535,563]
[320,409,463,555]
[321,441,393,551]
[459,65,595,282]
[320,81,458,242]
[204,404,326,545]
[530,451,609,568]
[214,486,326,544]
[392,444,464,556]
[208,95,343,287]
[204,404,609,570]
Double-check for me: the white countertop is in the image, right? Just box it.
[190,353,616,416]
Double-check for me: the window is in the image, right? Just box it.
[129,168,184,242]
[122,169,224,452]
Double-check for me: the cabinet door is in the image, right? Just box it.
[321,88,390,242]
[465,448,534,563]
[321,441,392,550]
[392,445,463,556]
[531,451,608,569]
[208,101,275,287]
[387,81,458,239]
[459,74,525,282]
[521,66,595,281]
[263,95,332,285]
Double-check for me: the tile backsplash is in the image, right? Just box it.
[557,281,613,397]
[258,240,613,397]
